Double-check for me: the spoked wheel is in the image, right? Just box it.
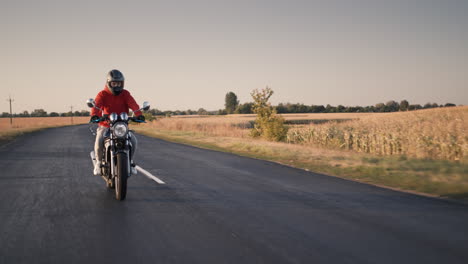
[115,152,128,200]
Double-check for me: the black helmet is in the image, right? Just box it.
[106,69,125,95]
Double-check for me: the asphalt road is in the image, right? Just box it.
[0,125,467,264]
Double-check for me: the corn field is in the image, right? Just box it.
[286,106,468,161]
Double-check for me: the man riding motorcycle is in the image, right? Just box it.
[90,69,145,176]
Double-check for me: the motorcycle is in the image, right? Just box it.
[86,98,150,200]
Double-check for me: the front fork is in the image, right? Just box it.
[98,137,132,181]
[110,141,132,179]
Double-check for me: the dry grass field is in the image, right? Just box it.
[142,107,467,162]
[0,117,89,143]
[145,112,377,139]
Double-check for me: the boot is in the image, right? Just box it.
[93,161,101,176]
[131,162,137,175]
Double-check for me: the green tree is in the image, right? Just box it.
[375,103,385,112]
[250,87,288,141]
[143,112,156,122]
[235,102,253,114]
[408,104,422,111]
[310,105,326,113]
[148,108,163,116]
[217,109,227,115]
[399,100,409,111]
[225,92,239,114]
[18,111,30,117]
[197,108,209,115]
[31,109,47,117]
[385,100,399,112]
[325,104,335,113]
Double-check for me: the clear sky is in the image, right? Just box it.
[1,0,467,113]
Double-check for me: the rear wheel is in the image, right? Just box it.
[115,153,128,200]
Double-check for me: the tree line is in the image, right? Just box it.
[274,101,457,114]
[1,95,459,118]
[1,109,91,118]
[149,94,458,116]
[223,93,457,115]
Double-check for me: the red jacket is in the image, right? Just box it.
[91,86,142,128]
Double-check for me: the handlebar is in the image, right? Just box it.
[89,115,146,124]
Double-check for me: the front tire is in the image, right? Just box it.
[115,152,128,200]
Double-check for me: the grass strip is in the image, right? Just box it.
[0,128,47,147]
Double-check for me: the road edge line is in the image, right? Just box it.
[136,166,165,184]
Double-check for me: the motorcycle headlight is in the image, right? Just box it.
[113,122,128,138]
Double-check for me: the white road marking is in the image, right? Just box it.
[136,166,166,184]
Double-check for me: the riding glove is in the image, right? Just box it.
[135,115,145,122]
[90,115,100,123]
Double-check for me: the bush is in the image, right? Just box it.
[143,112,156,122]
[250,87,288,141]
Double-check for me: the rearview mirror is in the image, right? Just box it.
[86,98,95,108]
[142,101,150,111]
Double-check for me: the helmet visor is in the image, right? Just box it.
[110,81,123,88]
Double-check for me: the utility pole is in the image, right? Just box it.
[7,96,14,126]
[70,105,74,125]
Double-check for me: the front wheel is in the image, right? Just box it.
[115,152,128,200]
